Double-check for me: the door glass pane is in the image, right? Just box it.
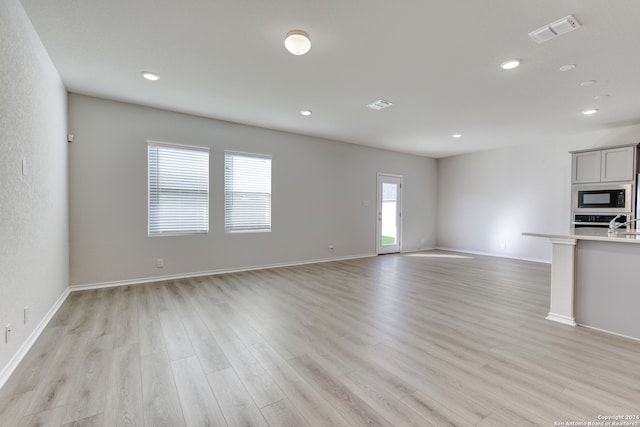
[381,182,397,245]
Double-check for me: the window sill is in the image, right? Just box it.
[148,231,209,237]
[225,228,271,234]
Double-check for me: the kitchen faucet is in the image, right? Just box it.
[608,214,640,233]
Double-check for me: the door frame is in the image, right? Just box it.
[376,172,403,254]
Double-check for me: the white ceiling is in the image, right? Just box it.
[19,0,640,158]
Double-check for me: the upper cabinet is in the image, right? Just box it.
[571,145,638,184]
[601,146,635,182]
[572,150,602,183]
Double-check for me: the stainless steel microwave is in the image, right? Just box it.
[572,183,632,213]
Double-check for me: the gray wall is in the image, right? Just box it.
[68,94,438,286]
[0,0,68,374]
[436,126,640,262]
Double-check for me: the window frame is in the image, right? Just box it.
[147,141,210,237]
[224,150,272,233]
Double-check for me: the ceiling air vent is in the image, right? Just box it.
[528,15,581,44]
[367,99,393,110]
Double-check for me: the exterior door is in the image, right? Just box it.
[377,173,402,254]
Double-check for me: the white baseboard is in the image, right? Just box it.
[577,323,640,343]
[435,246,551,264]
[546,312,577,326]
[0,287,71,391]
[69,253,377,291]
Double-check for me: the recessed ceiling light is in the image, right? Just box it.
[559,64,576,72]
[500,59,520,70]
[451,134,462,138]
[141,71,160,81]
[300,110,312,116]
[367,99,393,110]
[582,109,599,115]
[580,80,597,87]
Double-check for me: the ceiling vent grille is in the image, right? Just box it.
[367,99,393,110]
[528,15,581,44]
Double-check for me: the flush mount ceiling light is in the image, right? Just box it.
[300,109,312,116]
[451,134,462,138]
[582,109,599,115]
[141,71,160,81]
[500,59,520,70]
[284,30,311,55]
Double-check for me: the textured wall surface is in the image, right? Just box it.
[0,0,68,374]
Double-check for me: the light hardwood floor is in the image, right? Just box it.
[1,250,639,426]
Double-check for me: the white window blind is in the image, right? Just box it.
[148,142,209,236]
[224,151,272,231]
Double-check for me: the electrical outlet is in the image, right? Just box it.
[24,306,29,324]
[156,258,164,268]
[5,324,11,344]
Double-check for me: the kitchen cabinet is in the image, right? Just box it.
[572,150,601,183]
[601,146,635,182]
[571,144,637,183]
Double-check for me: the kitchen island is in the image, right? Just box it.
[524,228,640,341]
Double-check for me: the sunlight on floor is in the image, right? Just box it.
[404,253,473,259]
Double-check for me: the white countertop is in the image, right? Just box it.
[523,227,640,244]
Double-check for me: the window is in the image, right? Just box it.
[224,151,272,231]
[148,142,209,236]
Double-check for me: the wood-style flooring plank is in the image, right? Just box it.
[0,326,65,398]
[103,343,143,427]
[65,291,101,337]
[207,367,269,427]
[61,334,113,424]
[149,281,175,313]
[113,286,139,348]
[0,391,35,426]
[211,327,285,408]
[260,398,311,427]
[141,351,185,427]
[60,413,103,427]
[136,284,166,357]
[166,281,197,317]
[24,334,84,415]
[248,341,351,427]
[339,372,435,427]
[90,287,119,338]
[171,356,227,427]
[20,405,66,427]
[157,310,195,361]
[476,407,539,427]
[289,354,393,427]
[180,314,230,374]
